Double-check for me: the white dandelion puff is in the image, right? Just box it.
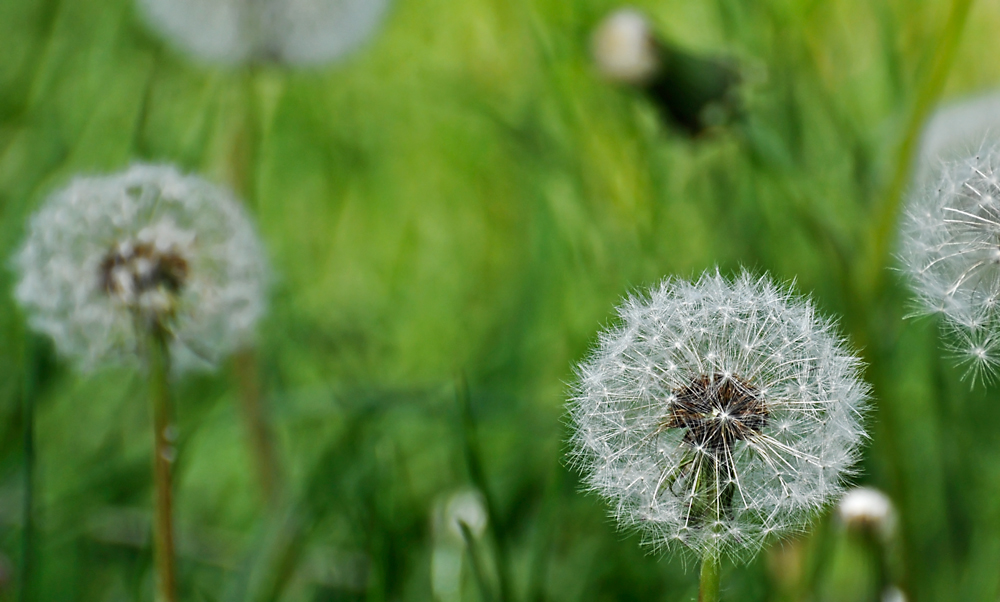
[137,0,391,66]
[899,142,1000,382]
[918,91,1000,170]
[591,9,662,85]
[837,487,896,539]
[567,270,869,559]
[13,164,268,372]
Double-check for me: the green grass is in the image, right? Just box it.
[3,0,1000,599]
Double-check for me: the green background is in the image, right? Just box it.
[2,0,1000,599]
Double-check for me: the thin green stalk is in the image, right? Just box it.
[148,326,178,602]
[19,335,40,602]
[456,377,511,602]
[699,551,721,602]
[870,0,974,287]
[459,522,496,602]
[234,349,282,508]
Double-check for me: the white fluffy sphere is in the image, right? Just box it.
[568,270,869,558]
[14,164,268,372]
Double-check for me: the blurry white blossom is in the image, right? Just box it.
[14,164,267,371]
[568,270,869,559]
[919,91,1000,170]
[431,489,488,602]
[137,0,390,66]
[837,487,896,539]
[900,142,1000,381]
[591,8,661,85]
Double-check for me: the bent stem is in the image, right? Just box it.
[148,325,178,602]
[699,551,721,602]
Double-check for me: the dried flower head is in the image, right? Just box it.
[899,143,1000,381]
[591,9,662,85]
[837,487,896,539]
[137,0,390,66]
[568,270,869,559]
[13,164,267,371]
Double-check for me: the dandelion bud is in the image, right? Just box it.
[137,0,391,66]
[590,8,742,135]
[837,487,896,539]
[900,142,1000,381]
[568,270,869,558]
[13,164,268,372]
[592,9,662,86]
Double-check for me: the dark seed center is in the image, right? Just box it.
[662,373,768,453]
[99,241,189,304]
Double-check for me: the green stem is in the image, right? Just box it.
[870,0,974,287]
[148,326,178,602]
[699,551,721,602]
[19,335,40,602]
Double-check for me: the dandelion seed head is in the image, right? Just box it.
[837,487,895,539]
[567,270,869,559]
[137,0,390,66]
[900,142,1000,381]
[13,164,268,372]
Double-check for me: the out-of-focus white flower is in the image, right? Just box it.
[919,91,1000,169]
[837,487,896,538]
[13,164,267,372]
[137,0,390,66]
[591,8,661,85]
[882,586,907,602]
[568,270,869,559]
[900,142,1000,382]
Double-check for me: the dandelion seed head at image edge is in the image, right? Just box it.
[567,270,870,559]
[137,0,391,66]
[13,164,268,371]
[900,142,1000,381]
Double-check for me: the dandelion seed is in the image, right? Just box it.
[13,163,268,372]
[137,0,391,66]
[837,486,896,539]
[567,270,869,560]
[899,142,1000,382]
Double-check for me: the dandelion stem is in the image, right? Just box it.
[19,334,41,602]
[870,0,974,287]
[698,551,721,602]
[148,325,178,602]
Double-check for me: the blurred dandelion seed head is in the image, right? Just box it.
[137,0,390,66]
[900,143,1000,381]
[567,270,869,559]
[837,487,896,538]
[13,164,268,372]
[592,9,661,85]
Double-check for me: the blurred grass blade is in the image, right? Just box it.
[457,375,512,602]
[870,0,975,285]
[459,521,496,602]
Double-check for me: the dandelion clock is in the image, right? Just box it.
[137,0,391,66]
[567,270,869,600]
[899,142,1000,382]
[13,164,268,602]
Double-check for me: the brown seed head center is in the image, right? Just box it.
[662,373,768,453]
[99,241,189,308]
